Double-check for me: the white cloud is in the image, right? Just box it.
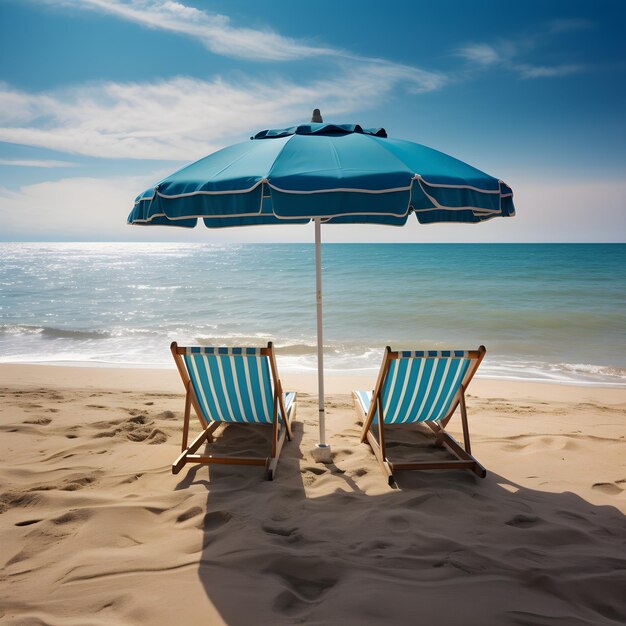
[33,1,445,89]
[456,44,500,66]
[0,158,79,167]
[0,64,445,160]
[43,0,337,61]
[456,20,590,80]
[3,0,445,161]
[547,18,593,34]
[0,175,151,238]
[514,64,586,79]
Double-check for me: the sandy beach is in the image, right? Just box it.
[0,364,624,625]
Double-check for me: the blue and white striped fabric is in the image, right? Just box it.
[356,354,471,425]
[183,347,293,424]
[396,350,469,358]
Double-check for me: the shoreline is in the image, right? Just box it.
[1,362,625,390]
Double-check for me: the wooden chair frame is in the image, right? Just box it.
[170,341,295,480]
[354,346,487,485]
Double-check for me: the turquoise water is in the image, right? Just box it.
[0,243,624,385]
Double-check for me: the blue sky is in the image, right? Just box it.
[0,0,624,242]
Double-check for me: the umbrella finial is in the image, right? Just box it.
[311,108,323,123]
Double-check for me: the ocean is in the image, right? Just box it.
[0,242,624,386]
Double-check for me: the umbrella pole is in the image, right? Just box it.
[312,217,332,462]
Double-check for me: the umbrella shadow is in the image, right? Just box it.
[174,423,626,625]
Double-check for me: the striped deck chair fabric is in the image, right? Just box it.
[183,347,295,425]
[354,346,486,484]
[171,342,296,480]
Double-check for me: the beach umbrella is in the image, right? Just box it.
[128,110,515,460]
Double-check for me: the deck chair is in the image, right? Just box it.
[353,346,486,485]
[170,342,296,480]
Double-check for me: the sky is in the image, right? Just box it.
[0,0,624,243]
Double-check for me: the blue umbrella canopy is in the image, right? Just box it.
[128,114,515,457]
[128,121,515,228]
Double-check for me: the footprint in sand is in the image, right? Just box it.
[60,473,100,491]
[51,509,92,525]
[505,514,540,528]
[29,471,101,493]
[262,524,298,539]
[176,506,204,523]
[148,429,168,444]
[91,415,168,444]
[144,506,168,515]
[14,518,43,527]
[592,482,624,495]
[202,510,232,530]
[127,427,168,444]
[22,417,52,425]
[119,473,143,485]
[127,415,147,424]
[267,557,339,616]
[7,508,93,567]
[301,466,327,476]
[158,410,177,420]
[0,491,43,514]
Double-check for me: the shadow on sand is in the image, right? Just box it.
[175,421,626,626]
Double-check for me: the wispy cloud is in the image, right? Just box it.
[13,0,445,160]
[514,63,586,79]
[547,18,593,34]
[456,44,500,67]
[0,158,79,168]
[40,0,336,61]
[456,19,591,79]
[0,62,445,160]
[0,175,151,238]
[36,0,445,89]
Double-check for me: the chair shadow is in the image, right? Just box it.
[175,421,626,626]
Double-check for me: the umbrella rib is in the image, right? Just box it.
[416,175,501,194]
[413,177,503,215]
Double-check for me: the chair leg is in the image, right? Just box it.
[267,425,287,481]
[172,422,221,475]
[181,388,191,450]
[266,401,295,480]
[365,429,394,485]
[278,391,293,441]
[353,392,394,484]
[459,391,471,455]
